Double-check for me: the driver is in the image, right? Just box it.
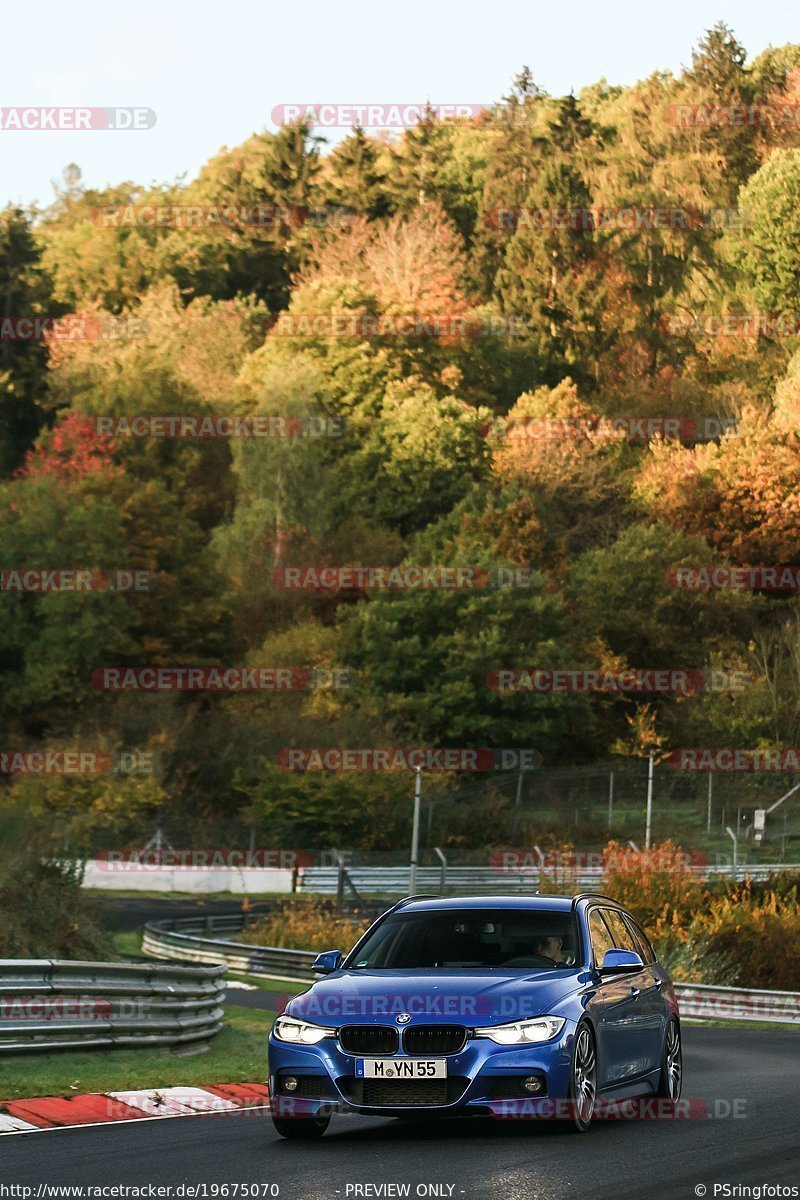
[533,933,564,961]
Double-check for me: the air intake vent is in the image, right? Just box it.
[363,1079,449,1107]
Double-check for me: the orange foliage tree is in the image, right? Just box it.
[298,202,472,314]
[634,400,800,562]
[15,411,118,483]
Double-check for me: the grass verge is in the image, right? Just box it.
[110,930,143,958]
[228,972,309,993]
[0,1005,274,1102]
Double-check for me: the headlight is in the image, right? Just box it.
[272,1015,335,1044]
[473,1016,565,1045]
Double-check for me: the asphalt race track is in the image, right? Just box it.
[87,896,275,932]
[1,1028,798,1200]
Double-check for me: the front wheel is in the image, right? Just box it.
[567,1023,597,1132]
[656,1019,682,1107]
[271,1114,330,1140]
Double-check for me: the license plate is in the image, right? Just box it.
[356,1058,447,1079]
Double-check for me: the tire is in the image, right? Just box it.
[271,1114,330,1139]
[656,1018,682,1108]
[566,1023,597,1133]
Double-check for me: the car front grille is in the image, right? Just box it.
[402,1025,467,1055]
[338,1025,399,1055]
[337,1077,470,1108]
[363,1079,448,1107]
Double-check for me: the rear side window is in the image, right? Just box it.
[623,914,657,964]
[602,907,638,953]
[588,909,615,965]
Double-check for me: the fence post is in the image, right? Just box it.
[335,849,344,916]
[706,773,713,835]
[409,767,422,895]
[434,846,447,895]
[512,770,525,839]
[725,826,738,880]
[608,771,615,833]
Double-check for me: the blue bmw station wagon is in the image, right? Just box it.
[268,893,682,1137]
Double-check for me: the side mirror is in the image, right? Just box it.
[599,949,644,975]
[312,949,343,975]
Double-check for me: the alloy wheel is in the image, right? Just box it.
[572,1026,597,1128]
[665,1020,682,1101]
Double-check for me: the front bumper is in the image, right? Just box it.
[268,1022,576,1120]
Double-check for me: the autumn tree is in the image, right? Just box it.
[633,393,800,563]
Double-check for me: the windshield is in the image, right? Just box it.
[346,908,581,970]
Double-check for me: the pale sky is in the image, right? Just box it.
[2,0,798,208]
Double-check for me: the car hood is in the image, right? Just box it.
[285,967,587,1026]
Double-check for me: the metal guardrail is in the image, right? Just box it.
[675,982,800,1024]
[0,958,226,1053]
[297,864,800,896]
[299,866,538,896]
[143,918,317,982]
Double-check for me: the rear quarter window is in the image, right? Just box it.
[602,907,639,953]
[588,908,616,965]
[622,914,657,964]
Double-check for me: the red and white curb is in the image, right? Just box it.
[0,1083,270,1134]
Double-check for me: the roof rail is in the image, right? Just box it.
[570,892,622,908]
[395,894,441,907]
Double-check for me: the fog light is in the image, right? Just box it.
[283,1076,298,1093]
[523,1076,543,1094]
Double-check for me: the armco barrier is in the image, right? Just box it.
[142,917,317,982]
[674,982,800,1025]
[296,864,800,897]
[0,958,226,1053]
[299,866,539,896]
